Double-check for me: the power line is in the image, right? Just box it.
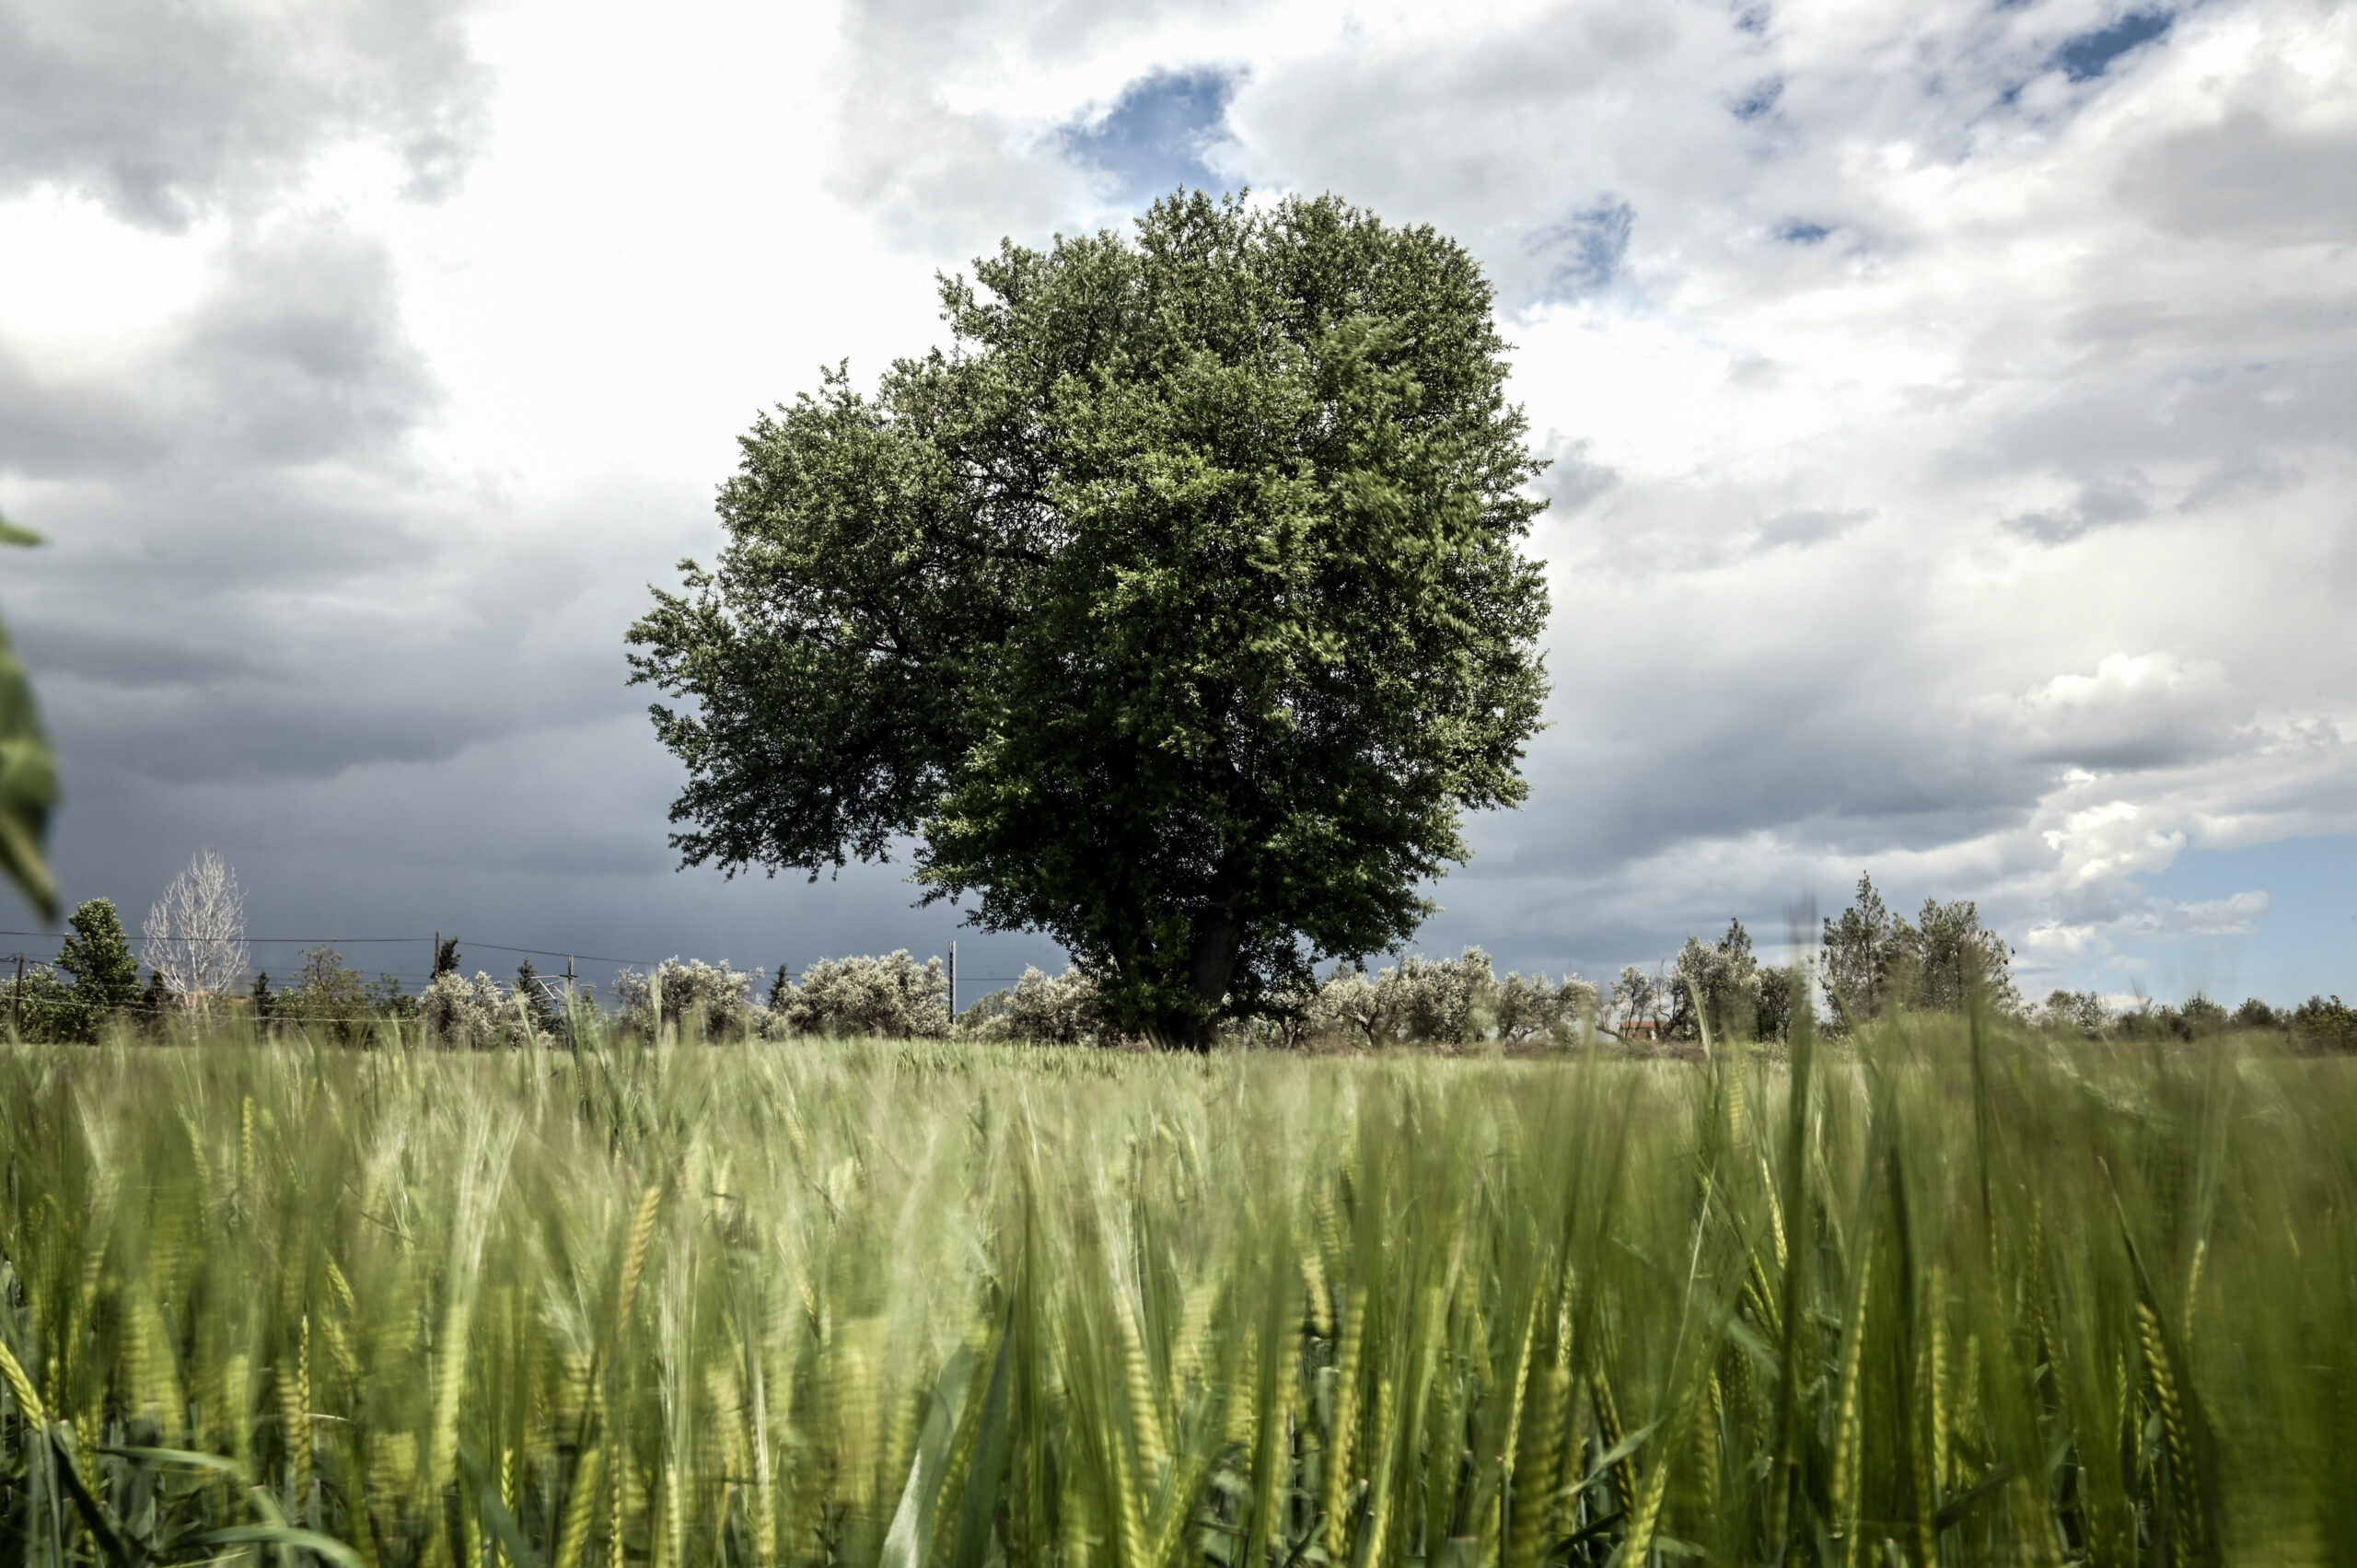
[4,926,1050,985]
[0,930,423,943]
[454,938,665,967]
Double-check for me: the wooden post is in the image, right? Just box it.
[11,953,21,1036]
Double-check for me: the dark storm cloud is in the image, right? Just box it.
[0,0,490,228]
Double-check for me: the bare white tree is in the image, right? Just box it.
[145,850,249,1005]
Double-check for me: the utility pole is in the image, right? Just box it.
[950,939,958,1018]
[11,953,21,1037]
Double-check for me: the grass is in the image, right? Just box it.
[0,1015,2351,1565]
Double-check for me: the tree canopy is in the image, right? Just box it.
[628,191,1551,1046]
[55,897,141,1040]
[1820,874,2018,1024]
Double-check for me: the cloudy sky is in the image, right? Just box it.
[3,0,2351,1006]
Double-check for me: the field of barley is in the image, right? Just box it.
[1,1019,2351,1567]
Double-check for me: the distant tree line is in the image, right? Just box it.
[10,866,2349,1054]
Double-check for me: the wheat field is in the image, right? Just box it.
[0,1016,2350,1566]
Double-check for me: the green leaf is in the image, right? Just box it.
[1570,1416,1662,1497]
[98,1444,247,1478]
[1935,1463,2015,1531]
[459,1440,548,1568]
[947,1301,1016,1568]
[200,1525,366,1568]
[47,1423,139,1566]
[878,1342,976,1568]
[0,514,57,923]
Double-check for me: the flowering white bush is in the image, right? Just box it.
[613,958,763,1040]
[419,970,514,1049]
[772,951,949,1040]
[961,966,1103,1045]
[1300,949,1595,1051]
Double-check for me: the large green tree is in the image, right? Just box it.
[629,192,1551,1047]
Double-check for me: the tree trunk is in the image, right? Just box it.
[1177,903,1244,1052]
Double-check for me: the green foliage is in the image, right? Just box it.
[45,899,142,1041]
[2232,996,2282,1029]
[2041,987,2112,1036]
[1753,961,1802,1042]
[1821,873,2017,1025]
[279,945,372,1041]
[628,191,1551,1047]
[2291,993,2357,1052]
[3,963,75,1040]
[1821,874,1906,1020]
[0,1020,2348,1564]
[514,957,563,1037]
[1610,964,1665,1036]
[0,513,57,922]
[1666,919,1763,1042]
[135,967,168,1034]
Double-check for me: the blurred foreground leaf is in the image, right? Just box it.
[0,513,55,922]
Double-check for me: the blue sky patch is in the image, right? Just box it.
[2053,9,2173,82]
[2131,832,2357,1005]
[1733,77,1783,122]
[1777,221,1831,244]
[1533,201,1635,297]
[1063,68,1238,203]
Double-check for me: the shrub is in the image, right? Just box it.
[419,969,517,1049]
[279,946,372,1042]
[613,958,763,1040]
[2235,996,2283,1029]
[962,965,1103,1044]
[4,963,76,1040]
[2291,994,2357,1053]
[773,951,949,1040]
[2040,988,2111,1037]
[1301,948,1593,1051]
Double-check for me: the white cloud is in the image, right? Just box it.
[1,0,2351,1000]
